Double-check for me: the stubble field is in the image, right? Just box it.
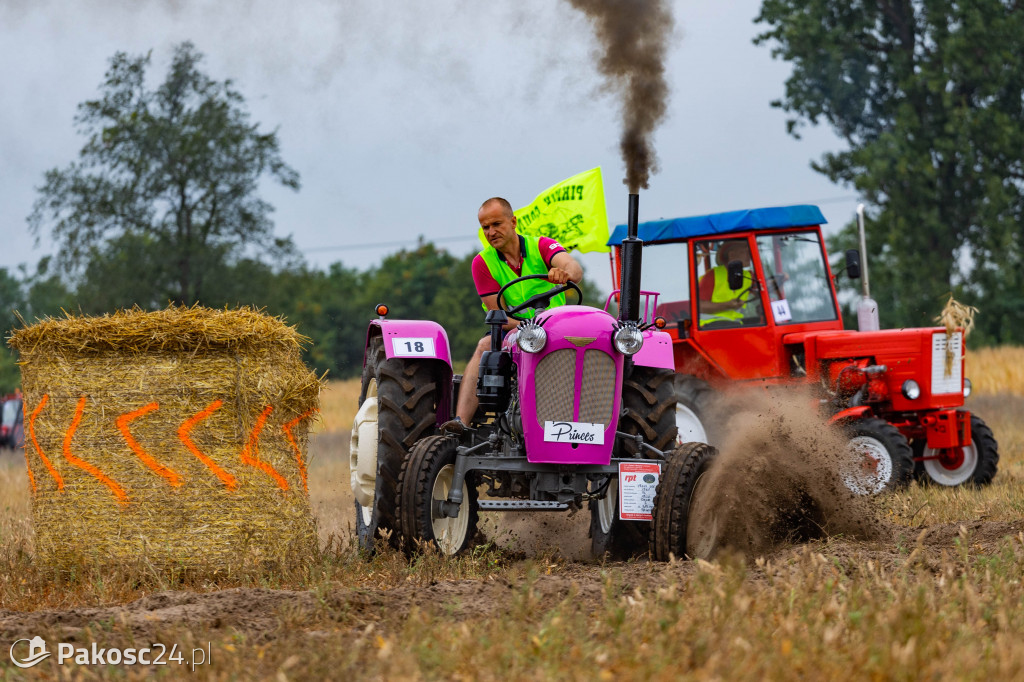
[0,347,1023,680]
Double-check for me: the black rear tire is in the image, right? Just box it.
[589,475,648,560]
[649,442,717,562]
[619,366,677,457]
[351,335,440,551]
[913,413,999,487]
[841,417,914,495]
[398,435,479,556]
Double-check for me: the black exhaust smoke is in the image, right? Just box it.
[566,0,672,193]
[618,193,642,322]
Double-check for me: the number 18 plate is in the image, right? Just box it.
[391,337,435,357]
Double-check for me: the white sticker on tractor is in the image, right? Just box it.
[619,462,661,521]
[391,337,435,357]
[543,421,604,445]
[771,298,792,322]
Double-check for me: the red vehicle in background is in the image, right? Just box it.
[606,205,998,493]
[0,393,25,452]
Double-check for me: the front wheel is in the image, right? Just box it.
[841,417,914,495]
[398,435,479,556]
[914,413,999,487]
[649,442,718,562]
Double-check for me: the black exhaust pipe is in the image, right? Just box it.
[618,193,642,323]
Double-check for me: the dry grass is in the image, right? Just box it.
[969,345,1024,396]
[0,346,1021,680]
[314,377,361,435]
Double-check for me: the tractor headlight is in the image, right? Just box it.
[613,324,644,356]
[963,377,972,397]
[901,379,921,400]
[516,323,547,354]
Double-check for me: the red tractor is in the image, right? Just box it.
[607,205,998,493]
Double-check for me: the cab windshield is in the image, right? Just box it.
[755,231,838,324]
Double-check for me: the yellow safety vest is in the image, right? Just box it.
[480,236,566,318]
[700,266,755,326]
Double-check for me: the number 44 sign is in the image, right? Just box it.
[771,298,792,322]
[618,461,661,521]
[391,337,435,357]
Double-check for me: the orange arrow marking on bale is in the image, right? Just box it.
[63,395,129,506]
[23,449,36,494]
[240,404,289,491]
[27,394,64,491]
[177,399,237,490]
[116,402,182,487]
[283,409,317,494]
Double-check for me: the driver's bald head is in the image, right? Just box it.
[479,197,514,217]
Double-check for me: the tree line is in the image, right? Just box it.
[0,243,511,393]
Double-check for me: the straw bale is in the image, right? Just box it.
[8,306,323,571]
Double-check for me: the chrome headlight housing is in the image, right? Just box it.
[901,379,921,400]
[613,323,644,356]
[516,322,547,354]
[963,377,972,397]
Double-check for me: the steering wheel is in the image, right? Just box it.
[496,274,583,321]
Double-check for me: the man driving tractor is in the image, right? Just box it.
[441,196,583,434]
[698,238,759,327]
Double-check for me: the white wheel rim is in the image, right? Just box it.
[842,435,893,495]
[676,404,708,446]
[350,378,379,518]
[596,477,617,534]
[922,443,978,486]
[686,471,717,560]
[431,463,470,555]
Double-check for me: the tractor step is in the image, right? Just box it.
[477,500,569,512]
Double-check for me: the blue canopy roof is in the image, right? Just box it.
[607,204,827,246]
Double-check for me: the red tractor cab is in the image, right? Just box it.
[607,205,998,492]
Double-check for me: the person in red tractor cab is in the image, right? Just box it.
[698,239,759,327]
[441,196,583,434]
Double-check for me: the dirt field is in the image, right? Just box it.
[1,358,1023,679]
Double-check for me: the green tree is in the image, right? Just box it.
[29,42,300,305]
[0,268,23,393]
[755,1,1024,342]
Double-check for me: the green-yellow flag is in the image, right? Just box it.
[478,167,610,253]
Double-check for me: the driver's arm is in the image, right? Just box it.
[548,251,583,285]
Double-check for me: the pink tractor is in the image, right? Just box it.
[350,195,714,559]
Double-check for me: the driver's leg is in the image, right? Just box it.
[444,335,489,432]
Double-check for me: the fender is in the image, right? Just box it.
[828,405,872,425]
[366,319,453,367]
[366,319,454,424]
[632,329,675,370]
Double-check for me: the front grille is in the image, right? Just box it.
[578,350,615,424]
[534,348,616,427]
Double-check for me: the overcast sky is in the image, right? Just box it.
[0,0,858,285]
